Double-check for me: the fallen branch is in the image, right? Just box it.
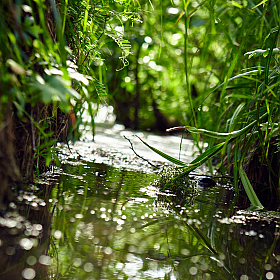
[123,135,159,169]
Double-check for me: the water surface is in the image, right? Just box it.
[1,126,280,280]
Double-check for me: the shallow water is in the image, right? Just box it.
[1,125,280,280]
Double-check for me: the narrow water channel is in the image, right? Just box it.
[1,124,280,280]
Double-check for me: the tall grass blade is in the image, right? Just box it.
[220,40,245,101]
[200,69,260,106]
[138,140,225,190]
[228,103,245,132]
[135,135,225,171]
[189,142,225,166]
[188,112,268,139]
[134,135,187,166]
[265,27,280,85]
[239,166,264,209]
[182,221,218,255]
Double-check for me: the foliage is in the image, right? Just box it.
[1,0,279,204]
[59,0,141,139]
[0,0,140,181]
[129,0,280,208]
[0,0,87,180]
[0,0,80,116]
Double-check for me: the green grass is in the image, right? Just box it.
[134,0,280,209]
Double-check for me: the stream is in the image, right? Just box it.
[1,123,280,280]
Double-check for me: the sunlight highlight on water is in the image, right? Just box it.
[2,129,280,279]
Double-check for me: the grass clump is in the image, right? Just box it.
[154,167,198,206]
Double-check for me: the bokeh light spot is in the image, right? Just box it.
[22,268,36,279]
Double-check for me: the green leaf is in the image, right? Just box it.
[134,135,187,166]
[160,142,225,190]
[252,0,269,9]
[68,68,90,86]
[93,78,107,96]
[6,59,25,75]
[189,142,225,166]
[239,166,264,209]
[31,75,81,106]
[244,48,280,58]
[135,135,225,188]
[188,112,268,139]
[231,1,242,8]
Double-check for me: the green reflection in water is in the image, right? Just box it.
[48,160,280,280]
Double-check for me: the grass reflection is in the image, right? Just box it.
[48,161,280,280]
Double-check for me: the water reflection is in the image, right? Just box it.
[47,160,280,280]
[0,183,54,280]
[2,154,280,279]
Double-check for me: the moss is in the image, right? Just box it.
[154,167,197,207]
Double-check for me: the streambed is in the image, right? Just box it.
[0,124,280,280]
